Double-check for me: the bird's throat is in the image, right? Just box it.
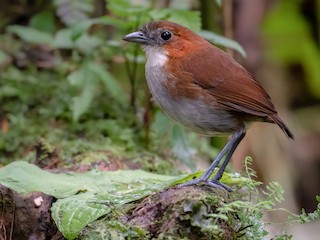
[143,46,168,68]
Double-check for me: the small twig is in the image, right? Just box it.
[123,15,143,110]
[144,88,152,149]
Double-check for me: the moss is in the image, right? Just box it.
[79,205,149,240]
[79,217,149,240]
[127,185,238,240]
[130,152,178,175]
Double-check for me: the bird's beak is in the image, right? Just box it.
[123,31,149,44]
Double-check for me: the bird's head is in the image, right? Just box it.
[123,21,207,61]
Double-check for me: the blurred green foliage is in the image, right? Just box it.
[1,0,243,165]
[1,0,317,167]
[263,0,320,98]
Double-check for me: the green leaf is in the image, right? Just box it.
[107,0,148,17]
[0,50,8,65]
[29,11,56,34]
[167,10,201,32]
[53,28,74,49]
[87,62,127,105]
[0,161,84,198]
[71,85,95,122]
[52,17,127,49]
[53,0,93,26]
[0,161,178,198]
[52,192,110,239]
[68,65,97,121]
[149,9,201,32]
[68,60,127,121]
[70,17,127,41]
[6,25,53,45]
[215,0,222,6]
[199,30,247,57]
[74,33,103,54]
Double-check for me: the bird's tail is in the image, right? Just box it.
[269,114,294,139]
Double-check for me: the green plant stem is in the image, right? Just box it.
[123,45,138,110]
[144,88,151,149]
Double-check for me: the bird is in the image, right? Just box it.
[123,20,294,191]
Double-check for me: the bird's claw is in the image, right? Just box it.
[179,178,233,192]
[178,177,205,187]
[207,179,233,192]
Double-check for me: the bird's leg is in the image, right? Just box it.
[208,129,246,191]
[179,128,246,190]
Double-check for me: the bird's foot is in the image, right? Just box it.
[207,179,233,192]
[179,178,233,192]
[178,177,205,187]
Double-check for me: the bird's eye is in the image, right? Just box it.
[160,31,172,41]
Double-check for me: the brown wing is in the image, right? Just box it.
[180,45,294,138]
